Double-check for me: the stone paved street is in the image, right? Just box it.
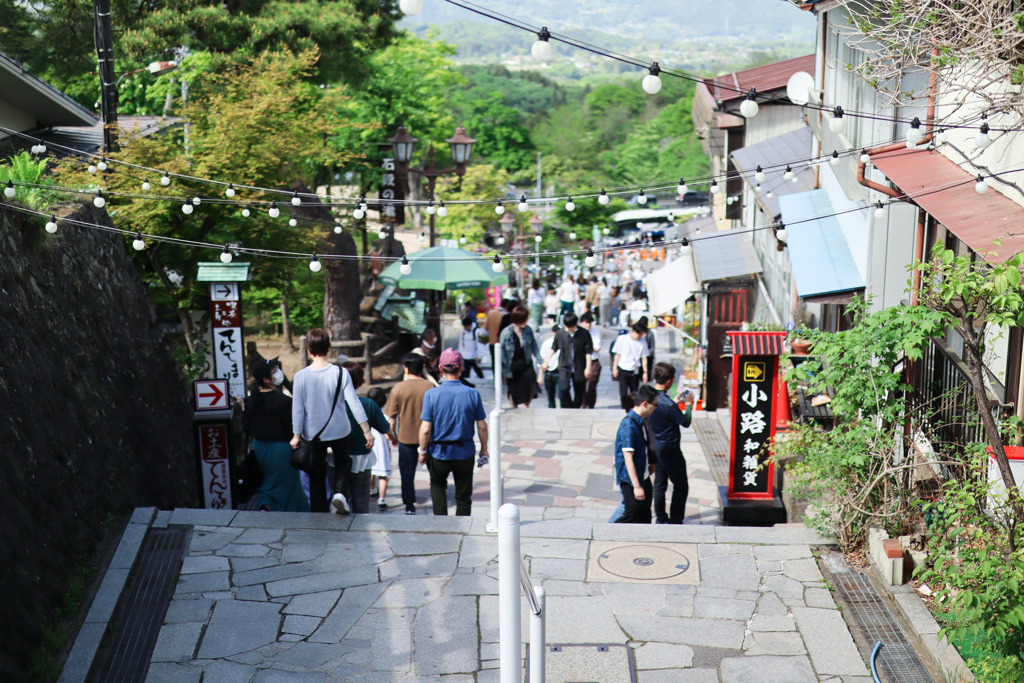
[145,510,871,683]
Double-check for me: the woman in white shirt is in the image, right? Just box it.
[527,279,546,331]
[291,328,373,513]
[611,322,650,411]
[544,287,559,323]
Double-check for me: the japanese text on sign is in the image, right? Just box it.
[198,423,232,509]
[209,282,246,399]
[731,356,775,495]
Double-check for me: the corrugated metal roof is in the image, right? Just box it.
[729,331,786,356]
[779,190,865,298]
[691,226,763,281]
[711,54,816,104]
[0,117,178,162]
[871,147,1024,264]
[196,263,251,282]
[731,126,815,218]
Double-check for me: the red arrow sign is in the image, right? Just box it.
[194,379,230,410]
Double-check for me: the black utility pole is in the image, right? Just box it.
[93,0,118,152]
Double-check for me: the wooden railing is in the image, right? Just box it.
[909,337,1000,451]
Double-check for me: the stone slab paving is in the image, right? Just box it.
[143,510,873,683]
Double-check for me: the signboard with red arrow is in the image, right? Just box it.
[194,379,230,411]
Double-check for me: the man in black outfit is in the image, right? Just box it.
[541,312,593,409]
[648,362,693,524]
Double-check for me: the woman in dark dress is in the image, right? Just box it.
[241,358,310,512]
[500,306,543,407]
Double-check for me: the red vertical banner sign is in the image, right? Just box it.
[210,282,245,400]
[726,331,786,500]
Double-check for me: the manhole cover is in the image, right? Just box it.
[527,644,636,683]
[587,542,699,585]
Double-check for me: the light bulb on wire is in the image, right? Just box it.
[679,238,692,256]
[379,228,388,240]
[569,231,577,240]
[637,190,648,204]
[492,255,504,273]
[775,223,789,242]
[419,232,427,244]
[45,215,58,233]
[936,129,948,144]
[353,207,365,220]
[755,166,765,183]
[160,171,170,186]
[225,183,235,197]
[3,180,14,198]
[874,201,886,219]
[975,122,992,149]
[829,150,841,167]
[677,178,688,195]
[565,197,575,212]
[427,200,436,215]
[860,149,870,164]
[518,195,529,212]
[495,200,505,215]
[975,174,989,194]
[710,180,721,195]
[398,0,422,16]
[220,246,233,263]
[459,235,467,244]
[289,216,298,227]
[291,191,301,206]
[531,27,553,61]
[97,157,107,172]
[192,196,201,206]
[88,163,97,174]
[399,256,412,275]
[242,207,251,218]
[829,106,846,134]
[740,89,758,118]
[268,201,280,218]
[783,166,794,181]
[534,235,542,243]
[906,117,923,146]
[334,225,342,234]
[642,63,662,95]
[142,180,151,191]
[309,253,322,272]
[598,189,610,205]
[93,190,105,208]
[585,248,598,268]
[132,232,146,251]
[182,198,194,214]
[437,200,448,217]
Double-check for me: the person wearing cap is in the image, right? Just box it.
[241,358,310,512]
[418,348,488,516]
[458,315,486,385]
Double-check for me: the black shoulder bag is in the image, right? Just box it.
[290,367,344,472]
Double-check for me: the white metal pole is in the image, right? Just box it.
[494,338,503,410]
[486,408,503,533]
[530,585,546,683]
[498,504,522,683]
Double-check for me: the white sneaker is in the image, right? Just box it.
[331,493,350,515]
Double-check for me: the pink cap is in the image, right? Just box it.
[439,347,463,370]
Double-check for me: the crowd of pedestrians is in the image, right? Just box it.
[237,257,695,524]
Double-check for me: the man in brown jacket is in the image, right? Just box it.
[585,277,600,313]
[384,353,434,514]
[483,298,511,374]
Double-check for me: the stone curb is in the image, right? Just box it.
[866,553,975,682]
[58,507,157,683]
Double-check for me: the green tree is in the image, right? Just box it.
[56,51,357,353]
[2,0,399,110]
[434,164,511,248]
[461,94,536,174]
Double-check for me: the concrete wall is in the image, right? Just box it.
[0,203,197,682]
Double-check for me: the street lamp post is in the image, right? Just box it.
[389,124,476,247]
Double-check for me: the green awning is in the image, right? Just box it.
[196,262,251,282]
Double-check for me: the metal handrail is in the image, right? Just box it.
[519,558,541,616]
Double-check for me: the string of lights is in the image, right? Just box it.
[7,162,1020,275]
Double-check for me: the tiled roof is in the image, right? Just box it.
[710,54,816,104]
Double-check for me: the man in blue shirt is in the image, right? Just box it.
[613,384,659,524]
[419,348,489,516]
[649,362,694,524]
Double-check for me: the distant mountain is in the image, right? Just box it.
[400,0,815,44]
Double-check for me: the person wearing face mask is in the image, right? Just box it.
[241,358,310,512]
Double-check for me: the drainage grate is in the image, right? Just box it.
[89,528,186,683]
[693,419,731,487]
[820,554,935,683]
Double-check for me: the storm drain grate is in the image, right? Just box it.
[821,554,935,683]
[693,419,731,487]
[89,528,186,683]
